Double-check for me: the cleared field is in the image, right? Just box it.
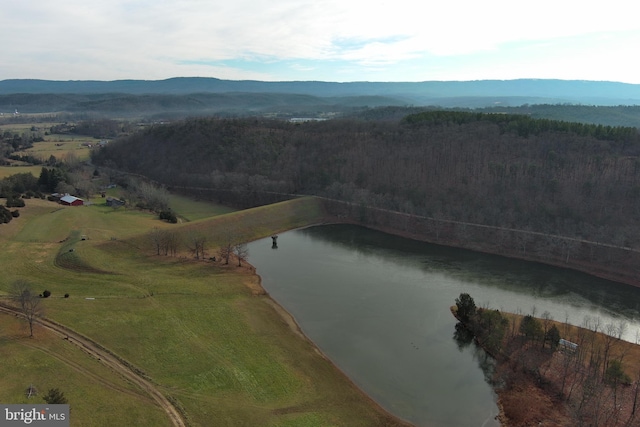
[0,118,60,129]
[2,120,93,162]
[16,137,93,162]
[0,122,51,132]
[0,165,43,178]
[0,195,407,426]
[0,315,171,427]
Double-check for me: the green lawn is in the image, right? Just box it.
[0,195,407,427]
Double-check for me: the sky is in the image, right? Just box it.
[2,0,640,83]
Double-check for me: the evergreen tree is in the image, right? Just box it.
[42,388,68,404]
[37,167,49,191]
[545,324,561,349]
[520,315,543,342]
[455,293,476,323]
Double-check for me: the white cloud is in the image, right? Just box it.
[1,0,639,81]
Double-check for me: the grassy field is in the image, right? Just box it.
[1,121,94,162]
[167,193,236,222]
[0,195,407,426]
[16,137,93,162]
[0,315,171,426]
[0,165,43,179]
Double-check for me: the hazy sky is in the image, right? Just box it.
[2,0,639,83]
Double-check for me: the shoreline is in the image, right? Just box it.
[243,220,640,427]
[217,199,640,426]
[245,262,416,427]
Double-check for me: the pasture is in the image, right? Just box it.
[16,136,93,162]
[1,120,94,162]
[0,195,404,426]
[0,314,171,426]
[0,165,43,179]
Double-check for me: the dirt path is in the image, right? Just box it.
[0,304,187,427]
[14,337,156,404]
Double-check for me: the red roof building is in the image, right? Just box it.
[60,195,84,206]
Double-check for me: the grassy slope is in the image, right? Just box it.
[128,196,329,249]
[0,315,171,427]
[167,193,236,222]
[0,196,405,426]
[0,198,176,426]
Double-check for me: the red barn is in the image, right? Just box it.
[60,195,84,206]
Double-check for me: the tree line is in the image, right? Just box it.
[149,226,248,266]
[92,112,640,249]
[479,104,640,128]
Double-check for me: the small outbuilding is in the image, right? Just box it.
[60,195,84,206]
[559,338,578,353]
[106,197,125,207]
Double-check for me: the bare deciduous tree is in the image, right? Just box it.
[150,227,164,255]
[630,369,640,421]
[541,310,553,348]
[218,232,234,265]
[188,232,207,260]
[233,243,249,267]
[151,228,182,256]
[602,322,622,378]
[11,280,42,337]
[165,230,180,257]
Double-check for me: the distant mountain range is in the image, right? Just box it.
[2,78,640,121]
[2,77,640,106]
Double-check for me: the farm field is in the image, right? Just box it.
[0,165,43,179]
[0,195,405,426]
[1,120,94,162]
[16,135,94,162]
[0,313,171,427]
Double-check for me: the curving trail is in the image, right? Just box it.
[0,304,187,427]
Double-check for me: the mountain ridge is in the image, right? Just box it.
[2,77,640,106]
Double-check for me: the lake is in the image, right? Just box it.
[248,224,640,427]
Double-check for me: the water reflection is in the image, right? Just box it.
[452,322,498,389]
[248,224,640,426]
[299,225,640,337]
[453,322,474,352]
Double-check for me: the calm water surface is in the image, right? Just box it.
[248,224,640,427]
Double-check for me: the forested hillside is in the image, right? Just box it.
[93,112,640,253]
[481,104,640,128]
[348,105,640,127]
